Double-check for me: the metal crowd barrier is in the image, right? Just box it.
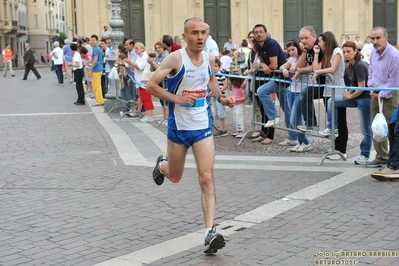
[107,74,142,120]
[225,69,342,165]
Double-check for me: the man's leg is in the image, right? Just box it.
[165,140,188,182]
[378,97,396,161]
[31,65,41,79]
[92,72,104,105]
[388,119,399,170]
[153,138,188,185]
[371,119,399,180]
[192,136,226,253]
[192,136,216,229]
[3,63,7,77]
[103,73,109,97]
[367,97,390,167]
[23,65,30,79]
[300,86,315,128]
[66,61,73,82]
[256,81,279,120]
[9,61,14,76]
[300,86,324,128]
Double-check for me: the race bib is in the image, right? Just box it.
[182,90,206,108]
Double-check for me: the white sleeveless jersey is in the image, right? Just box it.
[167,49,212,131]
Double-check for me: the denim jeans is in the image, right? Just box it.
[327,95,372,158]
[388,119,399,170]
[54,64,63,84]
[299,85,324,128]
[254,95,275,139]
[257,81,286,119]
[257,81,295,140]
[102,72,109,98]
[286,90,309,145]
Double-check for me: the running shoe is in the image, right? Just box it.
[204,226,226,254]
[153,153,168,185]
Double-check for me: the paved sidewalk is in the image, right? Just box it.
[0,69,398,266]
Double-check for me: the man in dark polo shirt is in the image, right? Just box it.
[293,25,325,132]
[253,24,289,128]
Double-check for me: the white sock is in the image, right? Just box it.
[158,161,164,174]
[205,228,212,237]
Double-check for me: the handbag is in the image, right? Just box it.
[371,96,388,142]
[141,64,153,84]
[108,66,119,80]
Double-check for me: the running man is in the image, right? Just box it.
[146,17,235,254]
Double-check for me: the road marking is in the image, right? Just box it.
[94,168,371,266]
[91,107,147,165]
[90,100,375,265]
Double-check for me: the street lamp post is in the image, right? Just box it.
[104,0,125,113]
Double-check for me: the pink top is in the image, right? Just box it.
[232,86,245,105]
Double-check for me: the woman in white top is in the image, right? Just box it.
[311,31,348,160]
[51,41,64,85]
[69,43,85,105]
[129,42,154,123]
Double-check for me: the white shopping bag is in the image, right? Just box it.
[371,96,388,142]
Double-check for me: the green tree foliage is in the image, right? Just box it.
[59,31,67,44]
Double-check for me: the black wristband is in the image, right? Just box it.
[217,95,225,103]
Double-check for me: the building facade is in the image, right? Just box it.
[0,0,65,68]
[65,0,399,54]
[3,0,398,68]
[0,0,25,67]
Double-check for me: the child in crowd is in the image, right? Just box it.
[116,54,137,111]
[211,59,229,137]
[230,74,247,138]
[220,50,232,74]
[79,47,93,98]
[116,54,128,92]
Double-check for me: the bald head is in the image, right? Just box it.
[184,17,204,33]
[204,23,210,33]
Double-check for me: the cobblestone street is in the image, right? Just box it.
[0,68,398,266]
